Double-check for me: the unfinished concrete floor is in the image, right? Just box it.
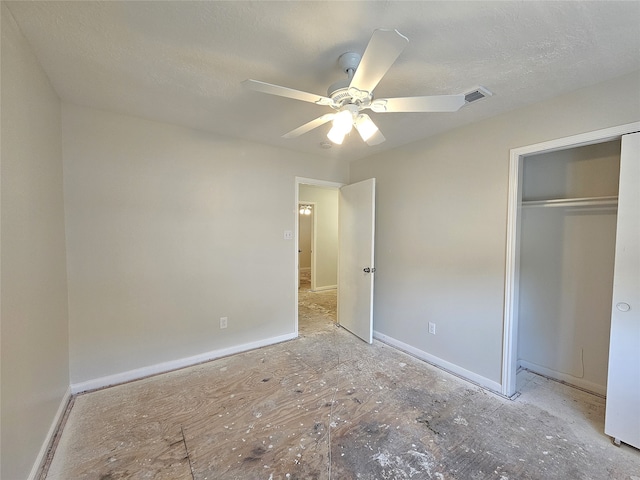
[43,282,640,479]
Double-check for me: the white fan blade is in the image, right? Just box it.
[283,113,335,139]
[349,29,408,94]
[370,95,465,113]
[243,79,333,106]
[354,114,385,146]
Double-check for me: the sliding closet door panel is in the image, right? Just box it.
[605,132,640,449]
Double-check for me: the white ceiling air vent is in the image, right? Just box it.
[463,86,493,105]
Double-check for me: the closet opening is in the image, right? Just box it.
[501,122,640,398]
[516,140,620,397]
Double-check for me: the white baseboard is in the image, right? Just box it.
[71,332,297,394]
[373,331,502,393]
[518,359,606,396]
[312,285,337,292]
[28,387,72,480]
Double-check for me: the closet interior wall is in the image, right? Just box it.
[517,140,621,395]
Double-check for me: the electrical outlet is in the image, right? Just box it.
[428,322,436,335]
[220,316,228,329]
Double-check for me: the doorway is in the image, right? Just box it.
[294,176,377,343]
[295,178,342,337]
[501,122,640,398]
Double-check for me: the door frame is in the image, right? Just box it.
[501,121,640,397]
[294,177,344,337]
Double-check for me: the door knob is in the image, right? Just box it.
[363,267,376,273]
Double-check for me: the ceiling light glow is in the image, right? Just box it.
[355,114,379,142]
[327,126,346,145]
[327,109,354,144]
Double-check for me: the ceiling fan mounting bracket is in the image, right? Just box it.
[337,52,361,74]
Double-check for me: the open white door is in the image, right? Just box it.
[338,178,375,343]
[605,132,640,448]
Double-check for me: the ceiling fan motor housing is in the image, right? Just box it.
[327,78,351,102]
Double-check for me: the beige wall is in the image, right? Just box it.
[62,104,348,385]
[299,185,339,290]
[350,71,640,387]
[1,5,70,479]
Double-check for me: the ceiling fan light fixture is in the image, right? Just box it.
[355,114,379,142]
[334,109,353,132]
[299,205,312,215]
[327,125,346,145]
[327,109,354,144]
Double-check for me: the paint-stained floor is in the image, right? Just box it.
[44,282,640,479]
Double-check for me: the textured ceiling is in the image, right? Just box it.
[5,1,640,161]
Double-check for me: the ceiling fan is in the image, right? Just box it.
[243,28,468,146]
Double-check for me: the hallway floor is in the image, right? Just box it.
[43,283,639,479]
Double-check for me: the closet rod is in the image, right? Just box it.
[521,196,618,208]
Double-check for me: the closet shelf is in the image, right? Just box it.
[521,195,618,208]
